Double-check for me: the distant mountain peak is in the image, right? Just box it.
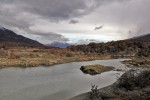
[46,42,69,48]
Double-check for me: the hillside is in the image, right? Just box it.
[69,39,150,58]
[131,33,150,41]
[0,27,43,47]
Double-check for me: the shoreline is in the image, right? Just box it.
[70,58,150,100]
[70,69,150,100]
[122,58,150,68]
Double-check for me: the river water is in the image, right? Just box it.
[0,59,129,100]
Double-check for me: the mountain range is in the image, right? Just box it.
[0,26,150,48]
[46,42,69,48]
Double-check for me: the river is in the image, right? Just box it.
[0,59,129,100]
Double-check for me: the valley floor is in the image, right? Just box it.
[1,47,150,100]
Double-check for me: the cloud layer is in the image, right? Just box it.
[0,0,149,44]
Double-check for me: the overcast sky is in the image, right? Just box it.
[0,0,150,44]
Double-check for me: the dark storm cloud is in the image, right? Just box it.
[0,0,104,43]
[69,19,79,24]
[0,0,96,21]
[0,0,128,23]
[0,0,149,43]
[95,25,104,30]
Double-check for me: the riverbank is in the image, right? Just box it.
[1,47,149,70]
[0,48,111,68]
[70,69,150,100]
[122,57,150,68]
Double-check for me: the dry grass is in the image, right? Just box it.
[0,48,107,68]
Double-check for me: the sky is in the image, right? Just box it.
[0,0,150,44]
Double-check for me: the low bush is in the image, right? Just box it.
[118,70,150,91]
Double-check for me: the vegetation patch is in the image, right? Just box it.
[123,58,150,68]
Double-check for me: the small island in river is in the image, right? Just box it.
[80,64,114,75]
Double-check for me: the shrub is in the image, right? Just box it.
[118,70,150,91]
[88,85,100,100]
